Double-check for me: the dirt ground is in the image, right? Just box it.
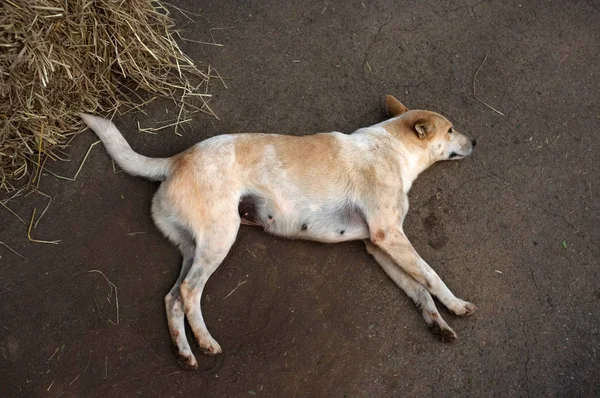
[1,0,599,396]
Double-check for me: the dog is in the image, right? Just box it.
[79,95,477,370]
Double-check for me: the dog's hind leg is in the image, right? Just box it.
[364,241,457,341]
[165,232,197,369]
[152,197,200,369]
[179,209,240,356]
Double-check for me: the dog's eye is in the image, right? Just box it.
[448,127,453,134]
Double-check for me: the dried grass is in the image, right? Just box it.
[0,0,216,193]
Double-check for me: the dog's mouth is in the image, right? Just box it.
[448,151,470,160]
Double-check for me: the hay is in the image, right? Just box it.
[0,0,216,192]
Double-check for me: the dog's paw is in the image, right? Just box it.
[199,338,222,356]
[451,299,478,317]
[429,323,458,342]
[175,351,198,370]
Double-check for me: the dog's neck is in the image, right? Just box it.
[396,143,431,192]
[380,116,437,188]
[354,123,433,193]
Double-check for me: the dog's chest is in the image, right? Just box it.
[238,194,369,243]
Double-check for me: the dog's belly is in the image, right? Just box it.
[238,194,369,243]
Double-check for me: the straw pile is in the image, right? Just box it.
[0,0,216,192]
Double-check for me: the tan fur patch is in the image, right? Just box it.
[165,150,208,224]
[234,133,344,191]
[386,95,409,116]
[384,111,451,143]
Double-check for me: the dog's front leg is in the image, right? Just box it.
[368,220,476,317]
[364,241,457,341]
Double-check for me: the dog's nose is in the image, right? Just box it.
[471,139,477,147]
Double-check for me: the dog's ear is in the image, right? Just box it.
[386,95,409,117]
[414,119,433,139]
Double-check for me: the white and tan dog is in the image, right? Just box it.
[79,96,477,370]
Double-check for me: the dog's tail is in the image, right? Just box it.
[78,114,171,181]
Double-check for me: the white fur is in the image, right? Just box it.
[78,114,171,180]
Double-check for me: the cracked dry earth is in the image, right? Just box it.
[1,0,599,396]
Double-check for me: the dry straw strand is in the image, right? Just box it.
[87,269,119,325]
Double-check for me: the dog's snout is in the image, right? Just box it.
[471,139,477,147]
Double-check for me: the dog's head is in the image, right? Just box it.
[385,95,476,163]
